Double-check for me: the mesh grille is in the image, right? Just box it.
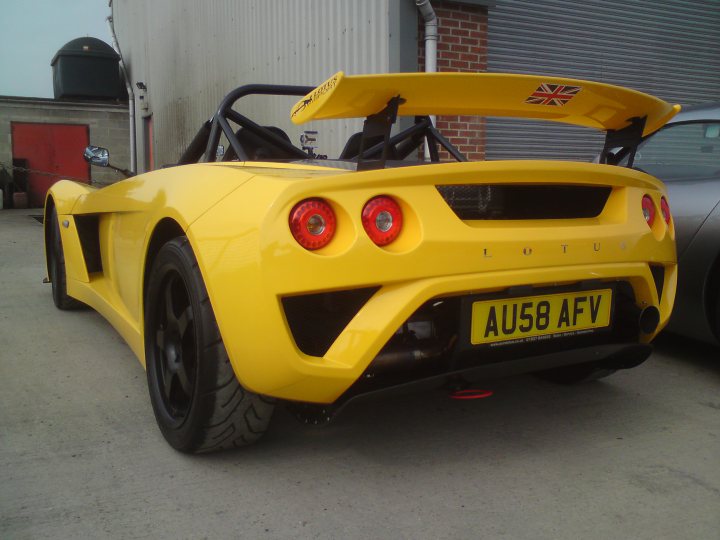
[436,184,611,220]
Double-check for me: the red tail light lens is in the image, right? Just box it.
[660,197,671,225]
[289,198,336,250]
[362,196,403,246]
[642,195,655,227]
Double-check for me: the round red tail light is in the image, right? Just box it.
[362,196,403,246]
[642,195,656,227]
[660,197,671,225]
[289,198,336,250]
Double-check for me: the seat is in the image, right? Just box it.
[223,126,294,161]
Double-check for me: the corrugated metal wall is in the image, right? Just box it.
[112,0,402,170]
[486,0,720,160]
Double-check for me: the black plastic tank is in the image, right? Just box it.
[51,37,125,100]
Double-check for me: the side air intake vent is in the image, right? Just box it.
[437,185,611,220]
[74,214,102,273]
[282,287,379,357]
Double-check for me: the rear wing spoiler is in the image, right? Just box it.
[290,72,680,138]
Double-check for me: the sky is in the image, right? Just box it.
[0,0,113,98]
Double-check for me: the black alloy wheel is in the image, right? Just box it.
[145,237,275,453]
[152,269,197,425]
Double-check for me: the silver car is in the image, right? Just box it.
[622,103,720,344]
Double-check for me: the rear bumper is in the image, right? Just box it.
[212,261,675,404]
[186,161,676,404]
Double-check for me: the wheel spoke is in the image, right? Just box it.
[176,359,193,396]
[161,359,174,399]
[156,328,165,349]
[151,267,196,422]
[177,305,193,336]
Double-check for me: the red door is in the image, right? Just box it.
[11,122,90,208]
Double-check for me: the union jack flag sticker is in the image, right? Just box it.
[525,83,582,106]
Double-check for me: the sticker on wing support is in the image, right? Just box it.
[525,83,582,106]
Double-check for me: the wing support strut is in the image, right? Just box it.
[601,116,647,167]
[357,96,405,171]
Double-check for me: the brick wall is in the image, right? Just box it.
[419,1,488,160]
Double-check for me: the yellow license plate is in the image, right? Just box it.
[471,289,612,345]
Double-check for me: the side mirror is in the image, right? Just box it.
[83,146,110,167]
[82,145,134,178]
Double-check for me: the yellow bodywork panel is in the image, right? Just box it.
[184,160,676,403]
[291,72,680,136]
[47,159,677,404]
[46,163,261,362]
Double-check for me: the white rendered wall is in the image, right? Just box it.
[111,0,416,169]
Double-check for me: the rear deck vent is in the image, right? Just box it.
[436,185,611,220]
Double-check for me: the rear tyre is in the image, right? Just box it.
[48,206,83,310]
[536,363,616,385]
[144,237,274,453]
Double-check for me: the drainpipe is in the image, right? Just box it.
[416,0,437,160]
[107,14,136,174]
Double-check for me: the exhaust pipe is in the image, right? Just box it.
[615,301,660,335]
[639,306,660,334]
[370,344,445,373]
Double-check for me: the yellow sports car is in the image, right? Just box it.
[45,72,679,452]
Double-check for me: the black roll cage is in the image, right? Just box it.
[177,83,470,170]
[178,84,313,165]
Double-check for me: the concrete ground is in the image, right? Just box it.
[1,208,719,540]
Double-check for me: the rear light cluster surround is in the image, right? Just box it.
[660,197,671,225]
[642,195,656,227]
[361,196,403,247]
[290,195,405,251]
[289,198,336,250]
[290,190,673,252]
[641,194,673,240]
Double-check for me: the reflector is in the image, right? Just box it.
[449,389,494,400]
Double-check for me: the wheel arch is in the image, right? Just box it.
[143,217,187,304]
[43,180,93,278]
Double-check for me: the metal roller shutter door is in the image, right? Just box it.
[485,0,720,160]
